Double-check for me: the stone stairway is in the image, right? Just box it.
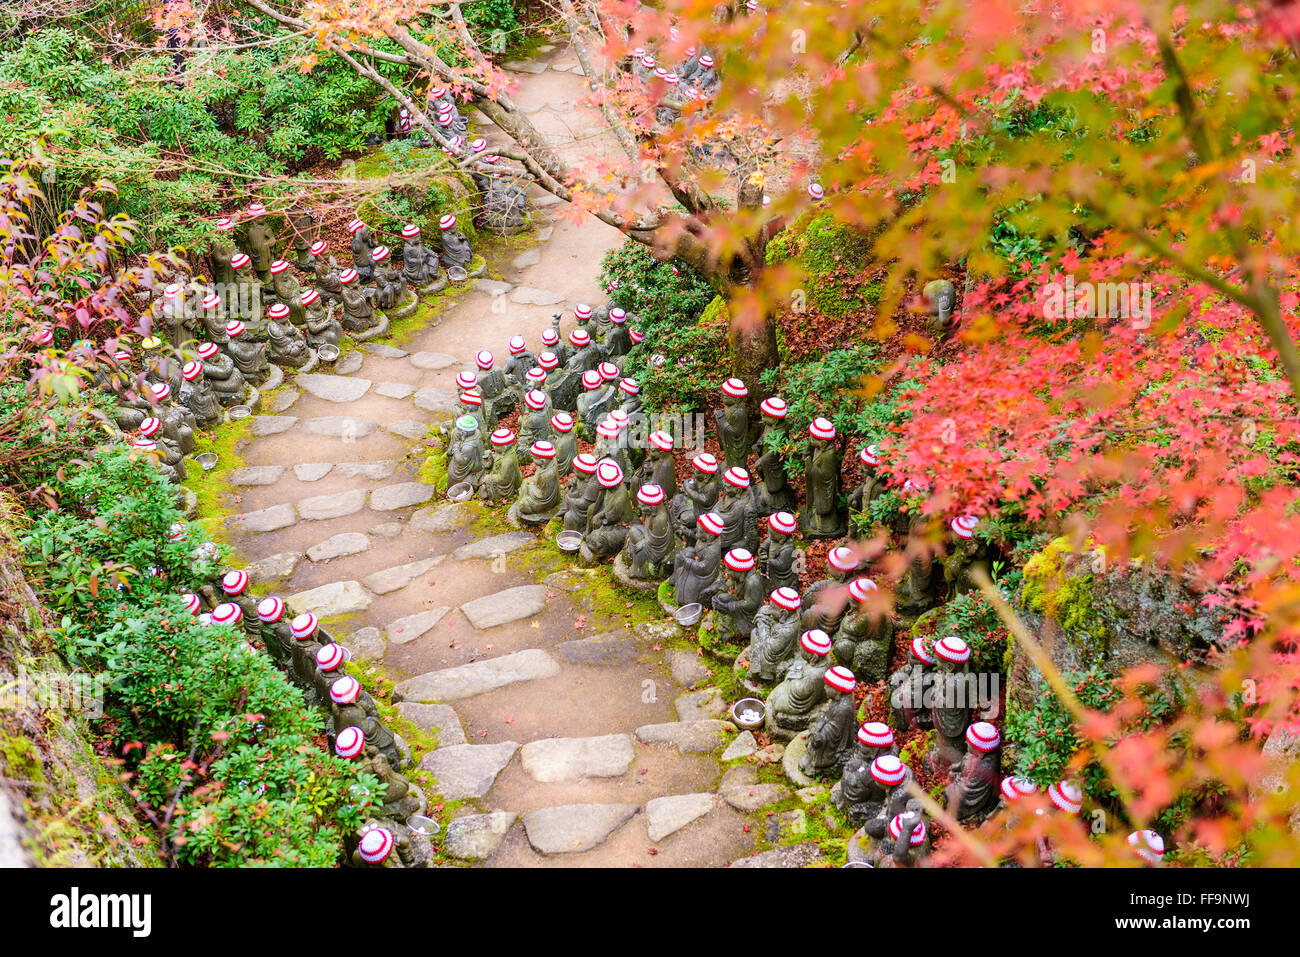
[211,44,803,867]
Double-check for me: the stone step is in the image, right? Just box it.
[370,481,435,511]
[522,803,637,854]
[645,793,717,842]
[396,702,467,747]
[295,373,372,403]
[306,532,371,563]
[393,649,561,703]
[519,734,635,783]
[297,488,368,520]
[452,531,535,561]
[362,556,443,595]
[300,415,379,439]
[287,580,373,618]
[386,607,451,646]
[249,415,297,436]
[444,811,517,860]
[635,720,733,754]
[419,741,518,800]
[556,630,638,665]
[231,503,296,534]
[294,462,334,482]
[459,584,548,630]
[228,465,285,486]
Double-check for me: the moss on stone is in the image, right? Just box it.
[1021,536,1109,659]
[763,213,879,319]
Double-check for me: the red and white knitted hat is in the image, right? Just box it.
[130,437,157,453]
[640,54,656,68]
[215,216,235,231]
[247,202,267,218]
[889,814,927,846]
[770,586,800,611]
[526,368,547,386]
[724,548,756,573]
[551,412,575,433]
[808,416,836,440]
[339,268,358,285]
[402,224,421,239]
[458,391,482,407]
[649,430,673,451]
[807,182,825,201]
[508,335,526,354]
[637,483,665,506]
[270,259,290,274]
[697,511,724,536]
[575,303,593,320]
[629,328,645,343]
[151,381,171,401]
[310,240,328,256]
[1000,776,1037,802]
[965,721,1001,752]
[1128,830,1165,865]
[857,721,894,748]
[597,460,623,488]
[257,597,285,623]
[225,320,245,338]
[316,643,346,672]
[608,412,629,430]
[335,726,365,759]
[455,371,479,390]
[31,327,53,345]
[723,466,750,489]
[1048,780,1083,814]
[140,417,162,437]
[910,636,936,665]
[768,511,797,534]
[951,515,979,539]
[197,342,219,359]
[182,592,203,616]
[692,452,718,474]
[859,444,882,467]
[530,440,557,460]
[525,389,548,411]
[760,396,787,418]
[721,377,748,398]
[934,635,971,664]
[476,349,494,369]
[330,675,361,705]
[291,613,319,640]
[871,754,906,786]
[230,252,250,269]
[372,245,390,262]
[302,288,320,305]
[596,418,620,440]
[469,137,487,153]
[609,307,627,324]
[573,453,598,474]
[582,370,603,391]
[358,826,393,863]
[541,327,560,345]
[347,218,366,233]
[538,351,559,370]
[569,329,591,347]
[800,629,832,655]
[827,546,858,572]
[439,214,457,230]
[182,360,203,381]
[222,569,249,595]
[619,378,639,395]
[202,293,222,314]
[491,428,516,447]
[212,602,242,627]
[824,665,855,692]
[700,53,716,66]
[267,303,290,320]
[848,578,878,602]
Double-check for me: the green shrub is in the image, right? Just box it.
[936,592,1006,675]
[1006,667,1120,788]
[621,295,731,416]
[599,239,716,327]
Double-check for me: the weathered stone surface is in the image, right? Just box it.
[396,703,467,747]
[293,462,333,482]
[297,488,368,520]
[460,585,548,629]
[232,503,297,534]
[249,415,298,436]
[719,765,757,792]
[375,381,415,399]
[335,460,396,480]
[306,532,371,563]
[796,786,827,804]
[370,481,435,511]
[444,811,517,860]
[543,569,590,592]
[452,531,534,561]
[646,793,715,842]
[296,373,372,403]
[557,630,638,665]
[667,648,711,688]
[473,278,513,296]
[753,743,785,765]
[288,580,372,618]
[512,248,541,269]
[269,389,300,413]
[729,844,825,868]
[635,620,682,643]
[343,626,386,662]
[635,720,731,754]
[393,649,560,702]
[419,741,518,800]
[335,351,364,374]
[245,550,301,583]
[371,522,403,539]
[720,730,758,761]
[363,343,409,358]
[387,419,428,440]
[409,352,459,371]
[502,59,548,74]
[228,465,285,486]
[386,607,450,645]
[413,388,459,415]
[675,689,727,722]
[523,804,637,854]
[411,503,472,533]
[520,734,635,783]
[362,556,442,595]
[509,286,564,306]
[301,416,379,439]
[534,226,554,241]
[721,781,790,812]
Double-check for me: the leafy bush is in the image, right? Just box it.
[621,296,731,416]
[599,239,716,327]
[764,213,880,318]
[463,0,523,52]
[936,592,1006,675]
[1006,667,1121,788]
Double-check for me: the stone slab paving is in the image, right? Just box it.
[245,551,301,583]
[376,382,415,399]
[522,804,638,854]
[297,488,368,520]
[720,730,758,761]
[370,481,435,511]
[387,420,428,440]
[371,522,403,538]
[334,352,364,374]
[444,811,518,860]
[269,390,300,413]
[293,462,333,482]
[300,416,379,438]
[396,703,467,746]
[409,352,459,371]
[232,503,297,534]
[509,286,564,306]
[386,607,451,645]
[645,793,716,842]
[249,416,298,436]
[393,649,561,702]
[419,741,518,800]
[452,531,535,561]
[635,720,733,754]
[362,343,408,358]
[728,844,825,868]
[306,532,371,563]
[296,374,372,402]
[459,584,548,629]
[336,460,397,480]
[343,626,387,661]
[557,630,639,665]
[412,503,473,533]
[362,556,442,595]
[413,388,459,415]
[287,580,372,618]
[519,734,635,783]
[667,648,712,687]
[229,465,285,486]
[675,689,727,722]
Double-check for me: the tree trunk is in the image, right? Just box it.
[728,305,780,398]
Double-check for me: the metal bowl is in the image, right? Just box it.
[842,861,873,868]
[556,530,583,552]
[674,602,703,627]
[316,343,340,362]
[407,815,440,837]
[731,697,766,729]
[447,265,468,283]
[447,482,473,502]
[228,405,251,420]
[196,452,219,471]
